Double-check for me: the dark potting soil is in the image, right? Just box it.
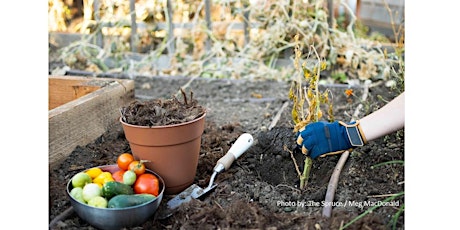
[120,89,206,127]
[49,76,404,230]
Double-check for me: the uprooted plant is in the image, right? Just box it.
[288,34,333,189]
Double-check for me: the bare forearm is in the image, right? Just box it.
[359,92,405,142]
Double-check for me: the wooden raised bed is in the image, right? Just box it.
[49,76,135,169]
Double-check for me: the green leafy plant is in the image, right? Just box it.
[289,34,333,189]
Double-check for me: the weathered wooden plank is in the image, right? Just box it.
[49,77,101,110]
[49,76,135,169]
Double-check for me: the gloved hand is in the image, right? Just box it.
[296,120,367,159]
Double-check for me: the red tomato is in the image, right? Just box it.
[128,160,146,175]
[112,170,126,183]
[117,153,134,171]
[133,173,159,196]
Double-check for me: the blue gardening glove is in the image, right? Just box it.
[296,121,367,159]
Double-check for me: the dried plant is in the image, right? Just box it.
[288,34,333,189]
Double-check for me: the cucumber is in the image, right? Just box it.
[107,194,157,208]
[101,181,134,199]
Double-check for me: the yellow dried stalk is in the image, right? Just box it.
[289,34,333,189]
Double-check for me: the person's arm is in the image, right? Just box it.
[296,92,405,159]
[360,92,405,141]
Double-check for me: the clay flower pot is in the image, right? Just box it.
[119,92,206,195]
[120,113,206,194]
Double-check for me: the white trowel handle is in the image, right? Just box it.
[214,133,254,173]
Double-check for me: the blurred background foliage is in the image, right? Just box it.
[48,0,404,87]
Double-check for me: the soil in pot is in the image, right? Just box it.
[120,89,207,194]
[120,89,206,126]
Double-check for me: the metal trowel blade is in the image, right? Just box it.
[157,183,217,219]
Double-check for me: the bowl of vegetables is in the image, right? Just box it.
[66,163,165,230]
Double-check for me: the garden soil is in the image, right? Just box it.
[49,75,404,230]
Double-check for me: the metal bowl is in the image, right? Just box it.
[66,164,165,230]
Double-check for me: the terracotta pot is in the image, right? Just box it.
[120,113,206,195]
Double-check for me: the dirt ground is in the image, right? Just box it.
[49,75,404,229]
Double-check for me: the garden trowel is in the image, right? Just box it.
[157,133,254,219]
